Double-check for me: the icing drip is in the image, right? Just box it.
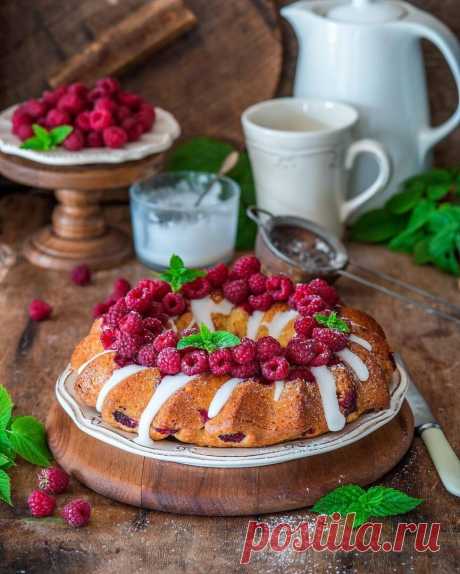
[136,374,196,444]
[266,310,298,339]
[208,378,243,418]
[336,348,369,381]
[311,366,345,431]
[77,350,114,375]
[273,380,284,401]
[96,365,147,412]
[168,319,178,332]
[349,334,372,351]
[246,310,265,340]
[190,296,233,330]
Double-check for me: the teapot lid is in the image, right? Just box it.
[328,0,405,24]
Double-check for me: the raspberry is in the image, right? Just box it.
[94,97,117,114]
[28,299,52,321]
[232,337,256,364]
[103,298,127,328]
[219,432,245,443]
[70,264,91,286]
[209,348,234,375]
[307,278,339,306]
[137,344,157,367]
[12,109,33,129]
[181,277,211,299]
[256,336,282,361]
[93,302,109,318]
[121,117,144,142]
[15,123,34,140]
[139,102,155,122]
[294,316,317,338]
[113,410,138,428]
[103,126,127,148]
[57,93,84,115]
[96,77,120,95]
[138,279,171,301]
[114,354,132,367]
[28,490,56,517]
[240,302,254,315]
[206,263,228,288]
[266,275,294,301]
[137,108,155,132]
[338,388,357,416]
[117,105,131,122]
[248,292,273,311]
[180,326,199,338]
[181,350,209,375]
[119,311,144,335]
[156,347,181,375]
[118,91,142,110]
[153,330,178,353]
[23,99,47,118]
[113,277,131,299]
[86,131,103,148]
[231,361,259,379]
[248,272,267,294]
[63,129,85,151]
[46,108,71,128]
[115,331,142,359]
[312,327,348,352]
[310,341,333,367]
[37,467,69,495]
[125,287,152,314]
[61,499,91,528]
[199,409,209,423]
[162,292,186,316]
[42,86,66,106]
[100,329,117,349]
[287,366,314,382]
[286,337,316,365]
[75,111,91,132]
[297,294,328,317]
[223,279,249,305]
[68,82,88,99]
[142,317,163,337]
[261,356,289,381]
[231,255,261,279]
[89,109,113,131]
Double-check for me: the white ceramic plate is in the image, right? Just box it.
[55,354,409,468]
[0,104,180,166]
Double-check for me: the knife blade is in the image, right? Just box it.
[400,356,460,497]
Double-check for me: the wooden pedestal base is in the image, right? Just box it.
[47,401,414,516]
[0,151,164,270]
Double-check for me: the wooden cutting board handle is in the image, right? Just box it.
[48,0,197,87]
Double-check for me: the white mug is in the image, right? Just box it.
[241,98,391,237]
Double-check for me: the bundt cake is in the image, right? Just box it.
[69,254,394,448]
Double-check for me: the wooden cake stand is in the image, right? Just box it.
[0,151,164,270]
[46,401,414,516]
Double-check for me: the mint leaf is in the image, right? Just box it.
[32,124,50,143]
[21,137,47,150]
[364,486,422,517]
[312,484,365,515]
[0,469,12,505]
[181,269,205,284]
[387,187,422,215]
[349,209,406,243]
[8,416,51,467]
[0,432,15,461]
[414,239,432,265]
[0,385,13,431]
[160,254,204,292]
[347,501,369,527]
[177,325,240,353]
[49,125,73,146]
[170,254,184,270]
[314,311,349,333]
[177,334,204,350]
[0,453,14,470]
[212,331,240,348]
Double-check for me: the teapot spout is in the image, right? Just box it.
[280,1,314,32]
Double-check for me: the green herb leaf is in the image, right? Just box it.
[314,311,350,333]
[387,187,422,215]
[347,502,369,528]
[160,254,205,293]
[20,137,48,151]
[364,486,422,517]
[49,125,73,146]
[32,124,51,143]
[0,432,15,461]
[20,124,72,151]
[312,484,365,515]
[212,331,241,348]
[349,209,407,243]
[177,324,240,353]
[0,453,14,470]
[0,385,13,431]
[0,469,12,506]
[414,238,432,265]
[7,416,51,467]
[177,334,204,350]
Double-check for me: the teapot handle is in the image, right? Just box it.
[396,11,460,161]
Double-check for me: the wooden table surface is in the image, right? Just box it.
[0,193,459,574]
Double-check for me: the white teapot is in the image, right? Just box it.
[281,0,460,206]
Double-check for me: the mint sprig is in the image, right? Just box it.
[20,123,73,151]
[0,384,52,506]
[177,323,240,353]
[314,311,350,333]
[312,484,422,527]
[160,254,205,293]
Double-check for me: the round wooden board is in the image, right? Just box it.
[47,401,414,516]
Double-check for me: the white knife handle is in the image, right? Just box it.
[420,425,460,497]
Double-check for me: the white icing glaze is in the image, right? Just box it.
[246,310,265,340]
[311,366,346,432]
[336,348,369,381]
[273,380,285,401]
[207,378,243,418]
[190,296,233,330]
[266,309,298,339]
[77,350,114,375]
[136,374,196,443]
[167,319,178,332]
[96,365,147,412]
[349,334,372,352]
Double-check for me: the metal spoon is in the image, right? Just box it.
[194,151,240,207]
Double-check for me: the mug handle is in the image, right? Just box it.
[341,139,391,223]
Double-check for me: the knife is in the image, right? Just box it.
[403,360,460,497]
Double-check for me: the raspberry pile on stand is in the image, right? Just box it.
[11,77,156,150]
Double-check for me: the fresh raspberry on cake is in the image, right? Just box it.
[142,317,163,337]
[181,350,209,375]
[156,347,181,375]
[37,466,69,495]
[231,255,261,279]
[138,279,171,301]
[115,331,142,359]
[125,286,152,314]
[209,348,234,375]
[248,292,273,311]
[62,499,91,528]
[256,336,282,361]
[223,279,249,305]
[28,490,56,517]
[286,337,316,365]
[310,340,333,367]
[119,311,144,335]
[206,263,228,288]
[153,330,178,353]
[103,297,127,328]
[63,129,85,151]
[296,294,328,317]
[231,361,259,378]
[287,366,314,382]
[232,337,256,364]
[266,275,294,301]
[28,299,52,321]
[113,277,131,299]
[261,356,289,381]
[70,264,91,286]
[294,316,317,338]
[100,328,117,349]
[312,327,348,352]
[248,272,267,294]
[103,126,127,149]
[306,278,339,306]
[46,109,71,128]
[93,302,109,319]
[181,277,211,299]
[137,344,157,367]
[162,292,186,316]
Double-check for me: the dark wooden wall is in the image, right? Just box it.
[0,0,459,164]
